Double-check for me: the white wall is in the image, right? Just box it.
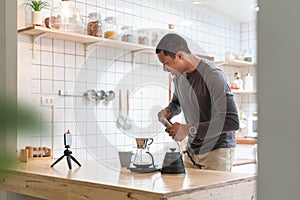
[0,0,259,199]
[258,0,300,199]
[16,0,257,169]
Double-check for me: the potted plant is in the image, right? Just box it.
[23,0,49,26]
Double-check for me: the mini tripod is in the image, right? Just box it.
[50,145,81,169]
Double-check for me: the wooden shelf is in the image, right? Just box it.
[232,90,257,94]
[216,60,255,67]
[233,159,256,166]
[236,136,257,145]
[18,26,155,54]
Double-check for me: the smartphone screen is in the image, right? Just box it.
[64,131,72,147]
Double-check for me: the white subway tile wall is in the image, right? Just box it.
[17,0,257,167]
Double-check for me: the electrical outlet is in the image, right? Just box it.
[41,96,55,106]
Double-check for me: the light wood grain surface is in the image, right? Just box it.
[236,136,257,145]
[0,160,256,200]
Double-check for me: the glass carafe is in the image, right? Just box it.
[133,138,154,168]
[133,147,153,167]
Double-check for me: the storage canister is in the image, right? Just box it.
[120,25,136,43]
[103,16,118,40]
[50,0,84,33]
[87,12,102,37]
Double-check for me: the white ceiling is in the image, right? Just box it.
[178,0,258,22]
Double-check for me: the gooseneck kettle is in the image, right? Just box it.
[159,117,186,174]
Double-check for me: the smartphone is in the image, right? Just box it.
[64,130,72,147]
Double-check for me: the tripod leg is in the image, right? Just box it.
[67,155,72,169]
[70,155,81,167]
[51,155,65,167]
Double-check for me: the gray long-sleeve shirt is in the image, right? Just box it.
[167,58,239,154]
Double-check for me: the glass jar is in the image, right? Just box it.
[120,25,136,43]
[50,0,84,33]
[151,29,165,47]
[225,51,235,61]
[137,29,149,45]
[103,16,118,40]
[244,49,252,62]
[87,12,102,37]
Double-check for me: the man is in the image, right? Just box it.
[156,33,239,171]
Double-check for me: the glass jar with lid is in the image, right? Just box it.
[103,16,118,40]
[151,29,166,47]
[50,0,84,33]
[137,29,149,45]
[120,25,136,43]
[87,12,102,37]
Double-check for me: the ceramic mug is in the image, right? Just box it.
[118,151,133,167]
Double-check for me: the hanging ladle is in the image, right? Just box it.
[116,90,126,129]
[122,89,132,130]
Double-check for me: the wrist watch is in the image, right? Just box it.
[189,126,197,135]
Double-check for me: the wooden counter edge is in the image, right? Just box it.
[0,169,163,200]
[163,176,256,199]
[0,168,256,200]
[165,178,256,200]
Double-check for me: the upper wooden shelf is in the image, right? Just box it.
[18,26,155,53]
[232,90,257,94]
[236,136,257,145]
[216,60,256,67]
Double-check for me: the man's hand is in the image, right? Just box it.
[157,108,172,121]
[165,122,190,142]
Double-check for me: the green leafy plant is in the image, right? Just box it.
[23,0,49,12]
[0,96,41,169]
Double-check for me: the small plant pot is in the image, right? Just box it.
[32,11,42,26]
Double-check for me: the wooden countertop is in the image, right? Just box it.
[0,160,256,200]
[236,136,257,145]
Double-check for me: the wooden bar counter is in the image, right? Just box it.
[0,160,256,200]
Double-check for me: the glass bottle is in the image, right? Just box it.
[50,0,84,33]
[87,12,102,37]
[103,16,118,40]
[243,73,254,91]
[232,72,243,90]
